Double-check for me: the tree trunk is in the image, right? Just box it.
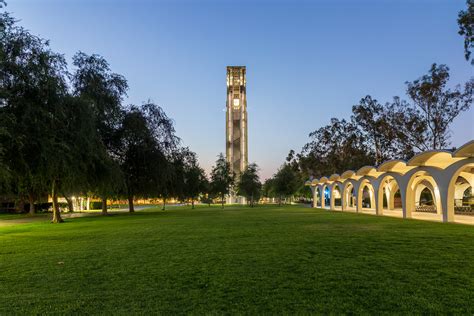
[128,195,135,213]
[51,180,63,223]
[64,196,74,213]
[162,197,166,211]
[102,197,108,215]
[221,194,224,209]
[279,196,282,206]
[28,193,35,215]
[191,199,195,209]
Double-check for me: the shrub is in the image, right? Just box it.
[89,201,103,210]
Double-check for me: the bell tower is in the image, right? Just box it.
[226,66,248,202]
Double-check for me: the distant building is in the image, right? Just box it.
[226,66,248,204]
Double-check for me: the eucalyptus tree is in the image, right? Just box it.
[388,64,473,152]
[458,0,474,64]
[299,118,374,179]
[210,153,234,209]
[352,96,396,165]
[237,163,261,207]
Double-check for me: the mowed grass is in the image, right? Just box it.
[1,205,473,314]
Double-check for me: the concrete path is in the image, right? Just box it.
[0,205,157,227]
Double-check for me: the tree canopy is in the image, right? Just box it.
[458,0,474,64]
[210,153,234,208]
[237,163,262,207]
[0,9,199,220]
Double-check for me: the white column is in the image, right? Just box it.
[311,186,317,208]
[329,184,335,210]
[320,186,326,208]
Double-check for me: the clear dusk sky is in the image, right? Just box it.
[7,0,473,180]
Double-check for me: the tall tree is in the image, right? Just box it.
[237,163,262,207]
[352,96,396,165]
[113,106,165,212]
[300,118,374,179]
[210,153,234,209]
[397,64,473,150]
[458,0,474,64]
[181,150,207,209]
[71,52,128,214]
[0,12,98,222]
[113,103,177,212]
[262,178,276,201]
[273,163,299,206]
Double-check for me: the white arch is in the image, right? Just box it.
[405,170,442,221]
[322,184,331,209]
[357,178,376,214]
[447,162,474,221]
[342,180,357,211]
[315,185,323,208]
[304,141,474,224]
[330,182,343,210]
[376,174,403,216]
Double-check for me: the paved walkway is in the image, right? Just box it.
[0,205,157,227]
[325,208,474,225]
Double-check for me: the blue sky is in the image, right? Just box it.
[7,0,473,179]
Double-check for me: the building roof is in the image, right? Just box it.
[356,166,383,177]
[407,150,464,168]
[454,140,474,158]
[340,170,355,180]
[305,140,474,184]
[319,177,329,183]
[377,159,415,174]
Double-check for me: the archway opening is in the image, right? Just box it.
[407,171,442,222]
[379,176,402,214]
[324,186,330,208]
[362,186,372,209]
[344,183,356,210]
[450,165,474,220]
[358,180,376,214]
[315,187,322,207]
[417,187,435,211]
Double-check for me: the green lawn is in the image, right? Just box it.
[1,205,473,314]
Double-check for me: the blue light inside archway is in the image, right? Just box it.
[324,187,330,198]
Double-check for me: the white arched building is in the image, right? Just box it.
[305,140,474,224]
